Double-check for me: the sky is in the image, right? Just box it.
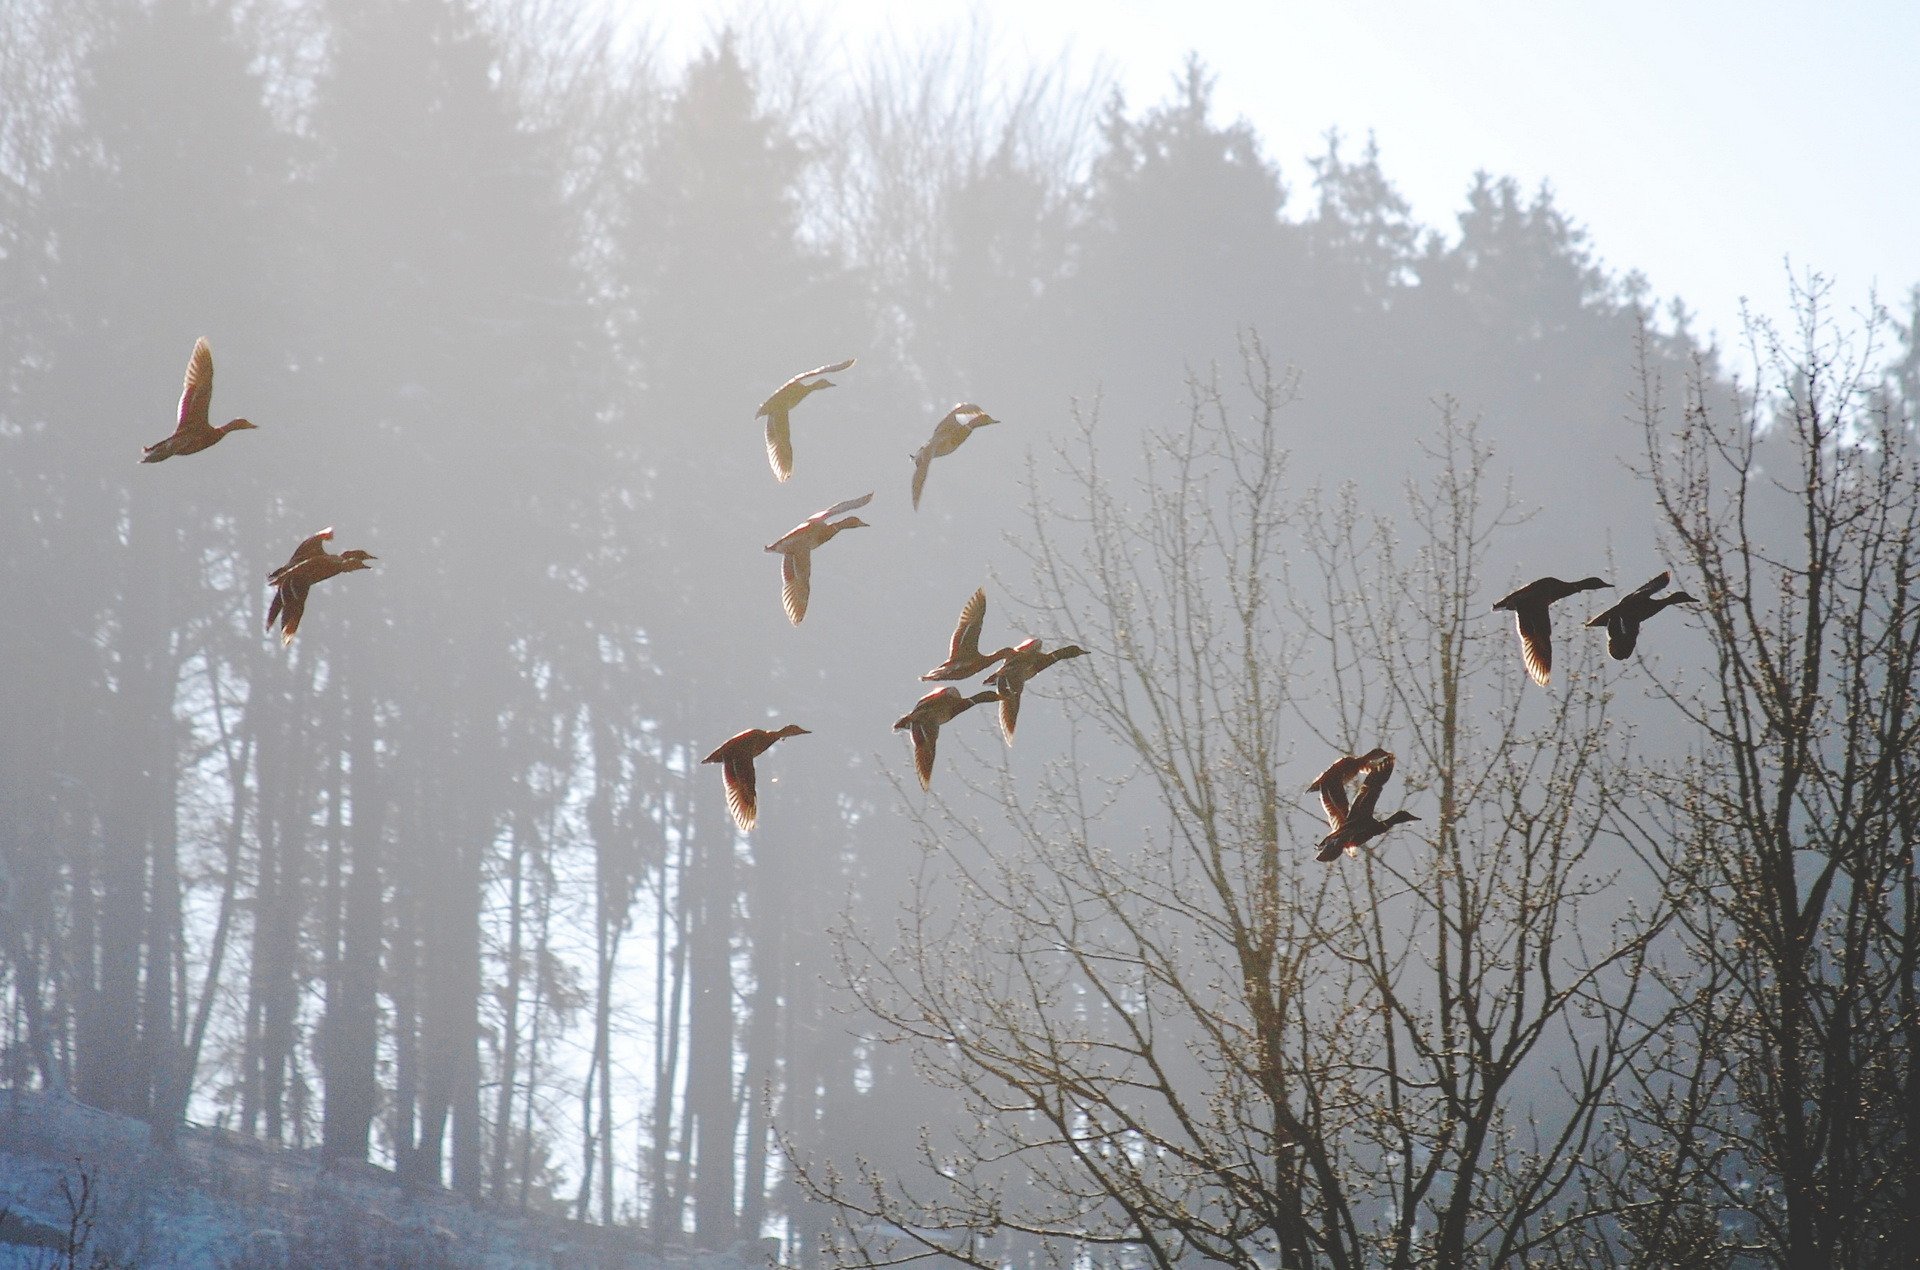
[644,0,1919,351]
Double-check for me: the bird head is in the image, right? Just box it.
[1384,810,1421,828]
[339,550,377,570]
[774,724,811,739]
[1574,576,1611,590]
[1665,591,1700,607]
[1051,644,1089,661]
[834,516,871,531]
[969,413,1001,428]
[225,418,259,431]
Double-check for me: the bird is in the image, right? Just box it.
[702,725,811,832]
[265,528,376,645]
[1585,571,1697,660]
[921,588,1017,681]
[1490,575,1611,685]
[982,639,1089,744]
[141,338,257,463]
[1310,749,1418,863]
[765,492,873,625]
[893,687,999,790]
[910,403,998,509]
[757,358,854,482]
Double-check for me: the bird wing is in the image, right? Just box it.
[1514,604,1553,686]
[1630,571,1671,600]
[758,357,857,415]
[780,549,811,625]
[948,589,987,662]
[764,409,794,482]
[910,720,938,789]
[910,446,933,510]
[1308,755,1360,831]
[178,338,213,431]
[995,675,1026,745]
[723,754,758,831]
[1350,752,1397,821]
[816,491,874,520]
[274,583,309,646]
[269,528,334,583]
[1605,615,1640,660]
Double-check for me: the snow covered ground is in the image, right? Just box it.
[0,1091,776,1269]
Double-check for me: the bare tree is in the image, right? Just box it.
[793,347,1666,1268]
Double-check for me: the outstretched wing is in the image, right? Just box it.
[780,549,812,626]
[764,409,794,482]
[1308,755,1360,831]
[995,677,1025,746]
[274,583,310,646]
[948,589,987,662]
[1605,614,1640,660]
[910,721,938,789]
[178,338,213,431]
[722,755,758,831]
[1629,571,1671,600]
[1513,604,1553,686]
[270,527,334,583]
[1349,752,1397,822]
[758,357,857,416]
[911,446,933,510]
[816,490,874,520]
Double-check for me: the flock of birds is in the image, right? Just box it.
[136,343,1698,861]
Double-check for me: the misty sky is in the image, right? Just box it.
[647,0,1920,348]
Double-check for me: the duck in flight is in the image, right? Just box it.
[765,492,872,625]
[1491,575,1611,685]
[141,338,257,463]
[757,358,854,482]
[703,725,810,832]
[982,639,1088,745]
[1585,571,1696,660]
[894,686,998,790]
[910,403,998,510]
[1309,748,1418,862]
[265,528,376,645]
[922,588,1017,681]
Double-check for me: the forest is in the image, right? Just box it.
[1,0,1917,1266]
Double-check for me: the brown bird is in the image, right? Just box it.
[765,492,873,625]
[757,358,855,482]
[893,686,998,789]
[982,638,1089,744]
[1310,749,1418,863]
[921,588,1017,681]
[1585,571,1697,660]
[141,338,257,463]
[1490,575,1611,685]
[265,528,376,645]
[910,403,998,509]
[702,724,811,832]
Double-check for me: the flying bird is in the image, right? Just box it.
[1310,749,1418,862]
[921,588,1017,681]
[1585,571,1697,661]
[765,492,873,625]
[982,639,1089,744]
[141,338,257,463]
[265,528,375,645]
[757,357,855,482]
[702,725,811,832]
[893,686,998,790]
[910,403,998,509]
[1490,575,1611,685]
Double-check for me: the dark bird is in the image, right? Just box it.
[757,357,855,482]
[1585,571,1697,660]
[911,403,998,509]
[141,338,257,463]
[702,725,811,832]
[765,492,873,625]
[1310,749,1418,863]
[1490,575,1611,685]
[893,686,998,789]
[265,528,375,646]
[982,638,1089,745]
[922,588,1016,681]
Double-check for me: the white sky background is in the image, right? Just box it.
[636,0,1919,351]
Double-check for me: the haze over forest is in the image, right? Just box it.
[1,1,1916,1266]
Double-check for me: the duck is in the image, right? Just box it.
[982,639,1089,744]
[1490,575,1611,685]
[1310,749,1418,862]
[921,588,1016,681]
[893,686,998,790]
[757,358,854,482]
[702,725,811,832]
[910,403,998,510]
[265,528,376,646]
[765,492,873,625]
[141,338,257,463]
[1585,571,1697,660]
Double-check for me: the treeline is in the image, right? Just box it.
[0,0,1913,1265]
